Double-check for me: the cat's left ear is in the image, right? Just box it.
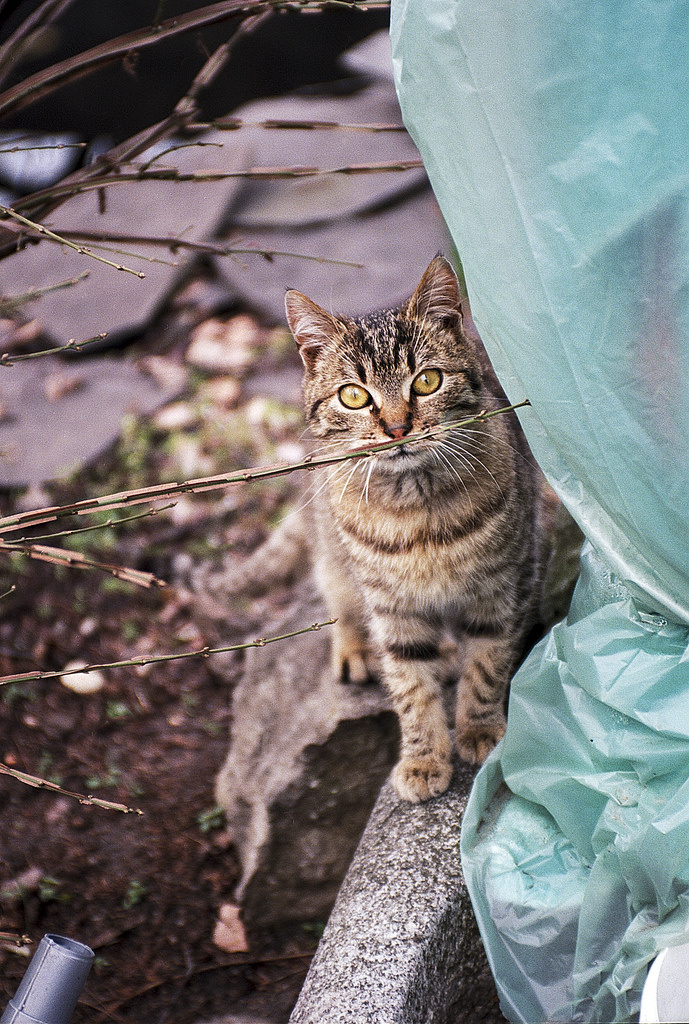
[407,255,462,327]
[285,290,340,369]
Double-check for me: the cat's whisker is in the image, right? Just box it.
[438,449,480,491]
[457,426,534,467]
[441,436,507,502]
[337,460,364,504]
[356,458,376,513]
[424,438,470,494]
[279,457,355,521]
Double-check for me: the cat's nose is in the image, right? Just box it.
[382,420,412,440]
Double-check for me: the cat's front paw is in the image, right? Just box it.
[456,720,506,765]
[331,624,376,684]
[392,754,453,803]
[334,648,372,685]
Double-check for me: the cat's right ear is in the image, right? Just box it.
[407,255,462,328]
[285,290,338,370]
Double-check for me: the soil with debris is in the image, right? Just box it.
[0,296,317,1022]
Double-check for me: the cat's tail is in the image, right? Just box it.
[190,510,311,616]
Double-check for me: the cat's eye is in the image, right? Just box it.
[411,368,443,396]
[339,383,371,409]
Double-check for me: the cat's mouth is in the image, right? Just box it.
[375,437,435,468]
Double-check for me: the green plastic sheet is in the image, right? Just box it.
[390,2,689,1021]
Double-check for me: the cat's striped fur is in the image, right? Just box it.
[284,256,551,803]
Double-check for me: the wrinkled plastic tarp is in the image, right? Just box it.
[390,2,689,1021]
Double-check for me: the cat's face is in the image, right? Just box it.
[285,257,484,467]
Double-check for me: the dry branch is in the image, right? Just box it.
[8,504,175,545]
[8,159,423,218]
[28,231,365,269]
[0,331,106,364]
[0,206,146,277]
[0,402,531,538]
[0,762,143,814]
[0,1,268,121]
[0,619,336,686]
[0,2,389,120]
[0,272,90,317]
[0,539,165,588]
[0,0,78,86]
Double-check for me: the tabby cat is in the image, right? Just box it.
[283,256,550,803]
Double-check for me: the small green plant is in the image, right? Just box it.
[122,879,148,910]
[35,752,64,786]
[197,805,225,835]
[38,876,71,904]
[2,682,34,706]
[85,764,121,790]
[105,699,133,721]
[120,619,142,643]
[181,692,199,715]
[99,577,137,596]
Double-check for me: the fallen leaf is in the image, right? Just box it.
[44,370,87,401]
[60,660,105,694]
[213,902,249,953]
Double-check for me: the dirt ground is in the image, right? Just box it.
[0,293,317,1022]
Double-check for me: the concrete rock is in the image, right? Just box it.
[289,766,507,1024]
[0,133,251,350]
[215,583,399,929]
[0,353,183,487]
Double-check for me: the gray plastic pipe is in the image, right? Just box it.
[1,934,94,1024]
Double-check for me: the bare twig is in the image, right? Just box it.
[0,272,90,316]
[104,9,272,180]
[215,116,407,132]
[0,1,388,122]
[0,206,146,277]
[0,0,78,85]
[0,402,531,537]
[0,330,106,365]
[0,539,166,588]
[57,231,364,268]
[9,159,423,218]
[0,762,143,814]
[0,618,336,686]
[0,140,88,156]
[9,504,176,545]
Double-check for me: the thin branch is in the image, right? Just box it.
[57,230,364,269]
[0,140,88,156]
[0,540,166,588]
[0,762,143,814]
[9,503,176,545]
[0,618,336,686]
[9,159,424,218]
[108,10,271,176]
[0,206,146,277]
[0,271,90,316]
[0,1,253,121]
[215,116,407,132]
[0,331,106,365]
[0,0,78,85]
[0,931,32,948]
[0,402,531,537]
[0,1,388,122]
[68,239,180,268]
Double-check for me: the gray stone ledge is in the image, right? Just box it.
[289,761,507,1024]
